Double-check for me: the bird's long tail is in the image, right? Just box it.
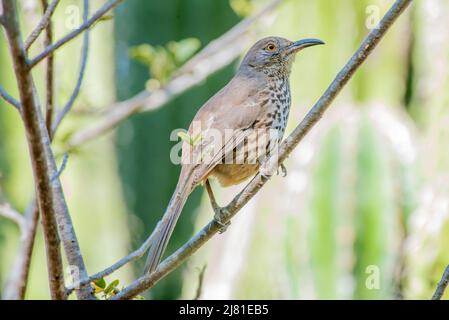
[143,168,195,274]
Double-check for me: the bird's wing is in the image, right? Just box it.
[181,73,269,184]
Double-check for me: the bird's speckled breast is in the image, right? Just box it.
[257,76,291,138]
[210,76,292,187]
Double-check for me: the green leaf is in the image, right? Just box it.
[94,278,106,289]
[92,283,104,294]
[229,0,255,17]
[129,44,155,66]
[168,38,201,63]
[130,38,200,84]
[104,279,120,295]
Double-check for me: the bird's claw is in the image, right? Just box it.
[277,163,287,177]
[260,172,272,181]
[213,208,231,234]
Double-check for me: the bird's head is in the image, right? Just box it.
[240,36,324,77]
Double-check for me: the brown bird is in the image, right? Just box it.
[144,36,324,274]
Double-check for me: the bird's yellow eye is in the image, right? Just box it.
[265,43,276,52]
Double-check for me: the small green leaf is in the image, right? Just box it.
[91,282,104,294]
[129,44,155,66]
[130,37,200,84]
[168,38,201,63]
[104,279,120,295]
[94,278,106,289]
[98,15,114,22]
[229,0,255,17]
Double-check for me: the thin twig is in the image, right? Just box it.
[41,0,55,138]
[0,203,26,230]
[65,223,160,296]
[432,265,449,300]
[0,1,4,24]
[24,0,60,51]
[51,0,90,134]
[111,0,413,300]
[28,0,123,68]
[0,84,21,109]
[51,153,69,182]
[194,265,207,300]
[2,203,39,300]
[65,0,283,150]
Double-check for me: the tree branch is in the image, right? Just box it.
[65,225,159,296]
[2,1,88,299]
[2,0,66,300]
[0,1,4,25]
[65,0,283,150]
[28,0,123,68]
[2,203,39,300]
[0,202,26,230]
[41,0,55,138]
[194,265,207,300]
[51,0,89,134]
[1,0,94,300]
[24,0,60,51]
[111,0,413,300]
[0,84,21,109]
[432,265,449,300]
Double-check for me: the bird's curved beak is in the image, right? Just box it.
[286,38,325,54]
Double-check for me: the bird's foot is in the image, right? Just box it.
[259,156,280,181]
[213,207,231,234]
[259,165,274,181]
[277,163,287,177]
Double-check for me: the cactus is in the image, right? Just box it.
[307,115,402,299]
[308,126,345,299]
[352,116,399,299]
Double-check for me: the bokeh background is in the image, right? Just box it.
[1,0,448,299]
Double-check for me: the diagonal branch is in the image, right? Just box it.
[111,0,413,300]
[0,84,21,109]
[24,0,60,51]
[65,225,159,296]
[432,265,449,300]
[65,0,283,150]
[28,0,124,68]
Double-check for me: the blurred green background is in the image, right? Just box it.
[1,0,448,299]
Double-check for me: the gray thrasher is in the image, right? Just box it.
[144,36,324,274]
